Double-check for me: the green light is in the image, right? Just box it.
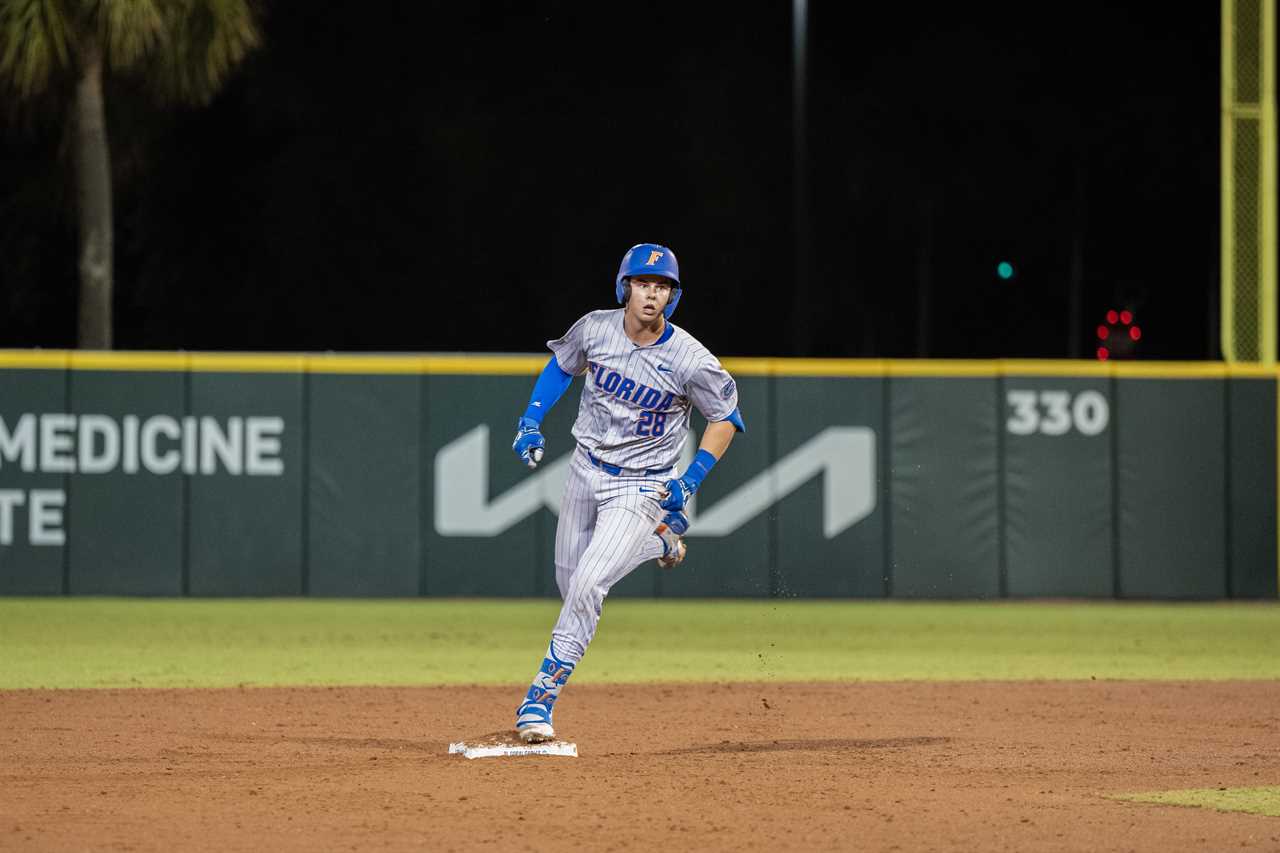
[997,261,1015,280]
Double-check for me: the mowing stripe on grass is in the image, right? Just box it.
[0,598,1277,689]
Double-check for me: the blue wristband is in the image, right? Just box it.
[681,449,718,491]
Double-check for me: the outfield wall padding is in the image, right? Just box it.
[774,377,886,598]
[422,375,547,597]
[188,371,305,596]
[1002,377,1114,598]
[0,367,67,594]
[890,378,1000,598]
[1116,380,1227,598]
[1228,379,1279,598]
[308,374,422,597]
[67,370,185,596]
[660,376,774,598]
[0,354,1275,600]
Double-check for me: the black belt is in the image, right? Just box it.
[585,450,673,478]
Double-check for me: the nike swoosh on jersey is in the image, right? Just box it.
[638,487,658,493]
[656,365,674,372]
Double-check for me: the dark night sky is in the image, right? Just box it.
[1,1,1224,359]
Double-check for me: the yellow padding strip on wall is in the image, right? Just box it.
[0,350,1278,379]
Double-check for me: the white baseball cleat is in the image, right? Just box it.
[517,722,556,743]
[655,521,687,569]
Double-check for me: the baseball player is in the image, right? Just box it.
[509,242,745,744]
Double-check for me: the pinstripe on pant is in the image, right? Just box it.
[548,446,666,664]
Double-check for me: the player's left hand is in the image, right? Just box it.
[658,476,696,511]
[660,510,689,536]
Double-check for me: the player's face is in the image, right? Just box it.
[626,276,674,324]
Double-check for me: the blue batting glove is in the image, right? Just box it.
[512,416,545,469]
[661,510,689,536]
[660,450,718,511]
[659,476,695,511]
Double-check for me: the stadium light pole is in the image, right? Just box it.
[1068,161,1085,358]
[791,0,812,356]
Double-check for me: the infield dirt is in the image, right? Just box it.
[3,681,1278,851]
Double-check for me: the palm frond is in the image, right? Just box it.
[89,0,165,70]
[152,0,259,104]
[0,0,75,99]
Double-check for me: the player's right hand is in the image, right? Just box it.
[512,417,545,469]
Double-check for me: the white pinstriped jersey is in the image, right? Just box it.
[548,309,739,471]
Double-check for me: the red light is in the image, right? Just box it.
[1120,310,1133,325]
[1096,325,1109,340]
[1106,310,1119,324]
[1129,325,1141,341]
[1097,346,1110,361]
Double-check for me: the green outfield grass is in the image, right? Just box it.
[0,598,1277,689]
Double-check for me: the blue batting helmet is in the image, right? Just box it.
[615,243,682,319]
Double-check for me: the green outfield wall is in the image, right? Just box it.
[0,352,1275,600]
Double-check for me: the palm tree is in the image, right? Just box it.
[0,0,260,349]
